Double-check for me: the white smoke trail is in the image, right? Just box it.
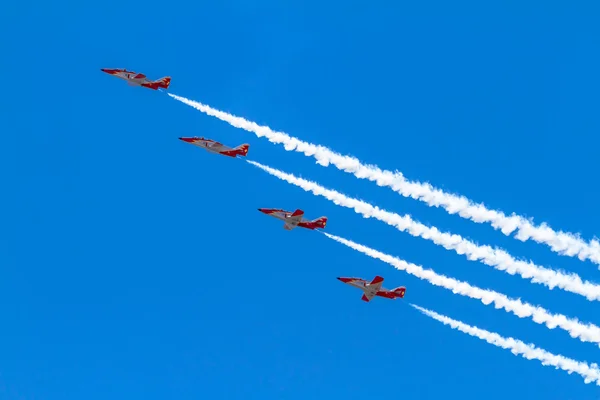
[246,160,600,302]
[168,93,600,267]
[322,231,600,347]
[411,304,600,386]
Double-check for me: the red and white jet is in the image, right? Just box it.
[101,68,171,90]
[179,137,249,158]
[337,276,406,302]
[258,208,327,230]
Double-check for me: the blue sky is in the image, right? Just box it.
[2,0,600,398]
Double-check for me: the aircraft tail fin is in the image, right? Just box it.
[233,143,250,157]
[311,216,327,229]
[155,76,171,89]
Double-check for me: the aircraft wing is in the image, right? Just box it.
[210,142,233,153]
[283,209,304,230]
[361,292,375,302]
[126,73,146,85]
[367,275,384,291]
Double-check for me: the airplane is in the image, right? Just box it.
[337,276,406,302]
[178,137,249,158]
[258,208,327,230]
[100,68,171,90]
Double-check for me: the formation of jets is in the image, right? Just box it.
[102,67,407,303]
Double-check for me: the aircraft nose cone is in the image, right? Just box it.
[337,277,352,283]
[179,137,194,143]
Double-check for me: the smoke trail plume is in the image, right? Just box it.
[247,160,600,301]
[323,231,600,347]
[168,93,600,267]
[412,304,600,385]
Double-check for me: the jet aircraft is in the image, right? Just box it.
[258,208,327,230]
[179,137,249,158]
[101,68,171,90]
[337,276,406,302]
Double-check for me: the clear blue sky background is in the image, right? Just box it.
[1,1,600,399]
